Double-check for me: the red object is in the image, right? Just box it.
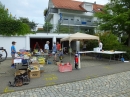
[57,44,61,50]
[75,57,78,63]
[34,43,40,49]
[59,63,72,72]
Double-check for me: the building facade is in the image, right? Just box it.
[45,0,104,33]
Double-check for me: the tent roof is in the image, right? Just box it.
[60,32,99,42]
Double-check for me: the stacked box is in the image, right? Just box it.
[40,65,44,73]
[28,63,40,78]
[28,70,40,78]
[15,70,26,76]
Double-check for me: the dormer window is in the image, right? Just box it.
[84,3,93,12]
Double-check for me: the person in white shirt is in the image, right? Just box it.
[44,41,50,53]
[96,40,103,59]
[99,40,103,51]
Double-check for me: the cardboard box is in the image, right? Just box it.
[32,61,39,64]
[28,70,40,78]
[40,70,44,73]
[39,65,44,73]
[31,63,39,67]
[15,70,26,76]
[56,62,61,65]
[40,65,44,70]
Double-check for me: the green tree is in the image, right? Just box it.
[95,0,130,46]
[54,24,74,33]
[19,17,37,30]
[43,22,53,32]
[0,2,13,21]
[44,8,48,16]
[0,1,32,36]
[97,32,122,50]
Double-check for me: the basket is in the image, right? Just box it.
[58,63,72,72]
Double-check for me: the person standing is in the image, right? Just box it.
[34,42,40,51]
[96,40,103,59]
[44,41,50,53]
[11,41,16,68]
[56,42,61,52]
[52,42,57,61]
[99,40,103,51]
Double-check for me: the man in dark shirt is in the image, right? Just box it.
[34,42,40,51]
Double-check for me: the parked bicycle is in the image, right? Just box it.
[0,47,7,62]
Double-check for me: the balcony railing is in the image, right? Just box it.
[59,19,97,26]
[36,24,96,34]
[45,8,58,20]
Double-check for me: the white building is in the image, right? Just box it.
[45,0,104,33]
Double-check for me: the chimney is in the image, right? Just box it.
[94,1,96,4]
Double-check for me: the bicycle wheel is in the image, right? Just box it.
[0,49,7,62]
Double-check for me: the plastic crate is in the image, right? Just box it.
[58,63,72,72]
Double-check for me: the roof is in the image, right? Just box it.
[52,0,85,11]
[61,32,99,43]
[93,4,104,12]
[52,0,104,12]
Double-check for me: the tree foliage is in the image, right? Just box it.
[54,24,74,33]
[44,8,48,16]
[0,1,32,36]
[43,22,53,32]
[95,0,130,46]
[19,17,37,30]
[0,19,31,36]
[97,32,122,50]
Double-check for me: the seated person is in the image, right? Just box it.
[58,49,63,60]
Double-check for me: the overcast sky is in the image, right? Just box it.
[0,0,109,27]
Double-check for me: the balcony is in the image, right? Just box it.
[45,8,58,21]
[59,19,97,27]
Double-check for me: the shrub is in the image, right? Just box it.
[98,32,122,50]
[117,45,130,60]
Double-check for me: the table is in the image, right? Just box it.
[78,51,126,69]
[34,53,49,64]
[14,58,30,71]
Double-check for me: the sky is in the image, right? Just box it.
[0,0,109,28]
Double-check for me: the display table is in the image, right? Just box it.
[78,51,126,69]
[14,57,30,70]
[34,53,49,64]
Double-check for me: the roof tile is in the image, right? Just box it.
[52,0,104,12]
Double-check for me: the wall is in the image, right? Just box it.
[0,36,26,57]
[52,13,60,32]
[48,0,54,8]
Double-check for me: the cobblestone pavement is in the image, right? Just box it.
[1,71,130,97]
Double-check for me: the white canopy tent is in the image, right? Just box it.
[61,32,99,45]
[60,32,99,69]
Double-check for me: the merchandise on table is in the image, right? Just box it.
[37,57,45,64]
[30,57,37,63]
